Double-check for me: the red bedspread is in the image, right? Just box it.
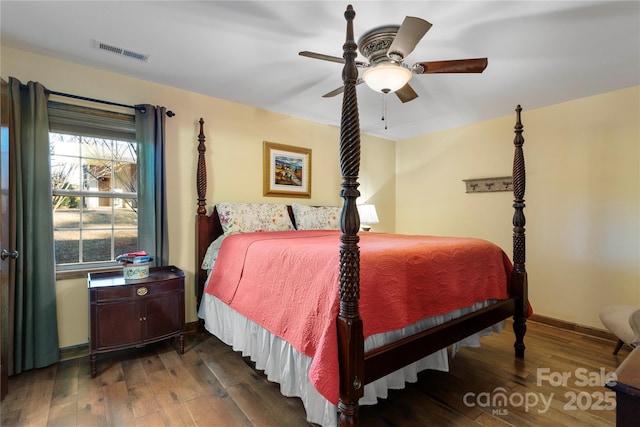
[204,230,512,404]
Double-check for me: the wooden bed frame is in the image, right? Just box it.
[195,5,527,426]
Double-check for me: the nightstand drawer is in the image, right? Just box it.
[92,278,182,301]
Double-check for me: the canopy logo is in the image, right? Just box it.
[462,367,617,415]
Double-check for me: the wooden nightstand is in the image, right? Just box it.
[88,265,185,378]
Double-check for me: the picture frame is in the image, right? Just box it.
[263,141,312,198]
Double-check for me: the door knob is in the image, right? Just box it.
[1,249,19,260]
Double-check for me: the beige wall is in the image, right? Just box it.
[396,86,640,329]
[2,46,396,347]
[4,44,638,346]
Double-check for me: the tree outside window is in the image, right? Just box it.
[51,133,138,267]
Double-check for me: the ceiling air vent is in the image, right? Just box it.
[93,39,149,62]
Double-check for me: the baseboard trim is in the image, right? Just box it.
[61,318,616,360]
[184,321,200,335]
[529,313,617,343]
[59,343,89,361]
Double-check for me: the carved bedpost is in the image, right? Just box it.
[511,105,528,358]
[196,118,207,216]
[195,118,208,310]
[337,5,364,426]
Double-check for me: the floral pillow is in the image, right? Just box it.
[292,204,341,230]
[215,202,295,235]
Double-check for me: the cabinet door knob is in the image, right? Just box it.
[136,287,148,296]
[1,249,19,260]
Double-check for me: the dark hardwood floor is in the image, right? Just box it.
[1,319,629,426]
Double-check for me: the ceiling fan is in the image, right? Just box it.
[300,16,488,103]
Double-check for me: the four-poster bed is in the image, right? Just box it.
[194,5,528,426]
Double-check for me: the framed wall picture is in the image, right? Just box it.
[263,141,312,198]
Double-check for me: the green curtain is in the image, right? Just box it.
[135,105,169,266]
[8,78,59,374]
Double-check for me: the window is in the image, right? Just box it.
[51,134,138,268]
[48,101,137,271]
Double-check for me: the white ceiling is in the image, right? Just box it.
[1,1,639,141]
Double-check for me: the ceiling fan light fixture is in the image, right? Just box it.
[362,63,412,94]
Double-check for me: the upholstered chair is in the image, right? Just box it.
[599,305,640,355]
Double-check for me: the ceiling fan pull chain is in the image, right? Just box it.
[381,94,388,130]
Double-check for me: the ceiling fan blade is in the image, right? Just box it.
[322,86,345,98]
[299,50,345,64]
[299,51,368,67]
[395,83,419,103]
[413,58,488,74]
[387,16,432,61]
[322,78,364,98]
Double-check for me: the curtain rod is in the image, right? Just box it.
[48,90,175,117]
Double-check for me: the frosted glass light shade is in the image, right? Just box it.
[362,63,412,93]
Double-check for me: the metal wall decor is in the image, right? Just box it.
[463,176,512,193]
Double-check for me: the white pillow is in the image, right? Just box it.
[215,202,295,235]
[292,204,341,230]
[201,234,226,270]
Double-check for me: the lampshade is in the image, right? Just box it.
[358,204,379,230]
[362,63,412,93]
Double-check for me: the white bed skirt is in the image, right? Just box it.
[199,293,503,427]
